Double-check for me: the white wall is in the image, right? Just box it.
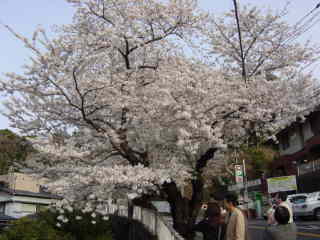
[280,128,304,155]
[302,121,314,142]
[2,195,57,218]
[5,202,37,218]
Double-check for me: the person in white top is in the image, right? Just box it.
[274,192,294,224]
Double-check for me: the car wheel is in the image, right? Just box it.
[314,208,320,220]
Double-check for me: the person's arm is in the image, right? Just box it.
[234,213,246,240]
[267,208,276,225]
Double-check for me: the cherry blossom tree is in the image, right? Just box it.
[0,1,319,239]
[205,4,320,81]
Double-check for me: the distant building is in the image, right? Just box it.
[275,108,320,192]
[0,173,60,218]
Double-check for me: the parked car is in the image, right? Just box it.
[288,193,309,219]
[294,191,320,220]
[288,193,309,204]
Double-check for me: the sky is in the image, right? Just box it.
[0,0,320,131]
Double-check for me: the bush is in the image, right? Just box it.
[40,208,113,240]
[0,209,113,240]
[0,217,72,240]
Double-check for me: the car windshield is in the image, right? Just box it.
[291,196,307,204]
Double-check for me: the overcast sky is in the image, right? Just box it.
[1,0,320,131]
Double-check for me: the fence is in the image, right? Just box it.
[105,202,184,240]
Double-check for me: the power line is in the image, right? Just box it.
[293,2,320,29]
[283,2,320,44]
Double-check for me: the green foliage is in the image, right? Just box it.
[40,209,112,240]
[0,129,34,174]
[241,145,278,179]
[0,210,113,240]
[0,217,72,240]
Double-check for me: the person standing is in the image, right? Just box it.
[223,192,250,240]
[263,206,297,240]
[193,202,226,240]
[274,192,294,224]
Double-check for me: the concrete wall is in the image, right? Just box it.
[0,173,42,193]
[302,121,314,141]
[132,206,184,240]
[280,127,304,155]
[9,173,40,193]
[280,121,315,156]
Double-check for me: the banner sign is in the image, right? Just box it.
[234,165,243,183]
[267,175,297,193]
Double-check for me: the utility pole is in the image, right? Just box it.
[242,155,249,212]
[232,0,247,84]
[232,0,249,215]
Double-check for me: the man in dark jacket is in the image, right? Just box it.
[193,202,226,240]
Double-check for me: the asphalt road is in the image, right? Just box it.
[249,219,320,240]
[166,215,320,239]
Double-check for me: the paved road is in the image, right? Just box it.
[249,219,320,240]
[194,219,320,240]
[165,216,320,239]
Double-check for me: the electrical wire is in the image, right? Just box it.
[283,2,320,44]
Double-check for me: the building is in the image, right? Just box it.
[275,108,320,192]
[0,173,60,219]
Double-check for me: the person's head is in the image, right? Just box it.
[275,192,287,205]
[274,206,290,225]
[223,192,239,211]
[205,202,221,223]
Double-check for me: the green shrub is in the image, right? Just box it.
[0,217,72,240]
[39,208,112,240]
[0,210,113,240]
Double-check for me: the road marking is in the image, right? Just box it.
[250,226,320,238]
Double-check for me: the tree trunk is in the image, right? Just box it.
[163,178,205,240]
[163,182,193,240]
[162,148,217,240]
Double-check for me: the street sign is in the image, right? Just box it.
[234,165,243,183]
[267,175,297,193]
[228,178,261,191]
